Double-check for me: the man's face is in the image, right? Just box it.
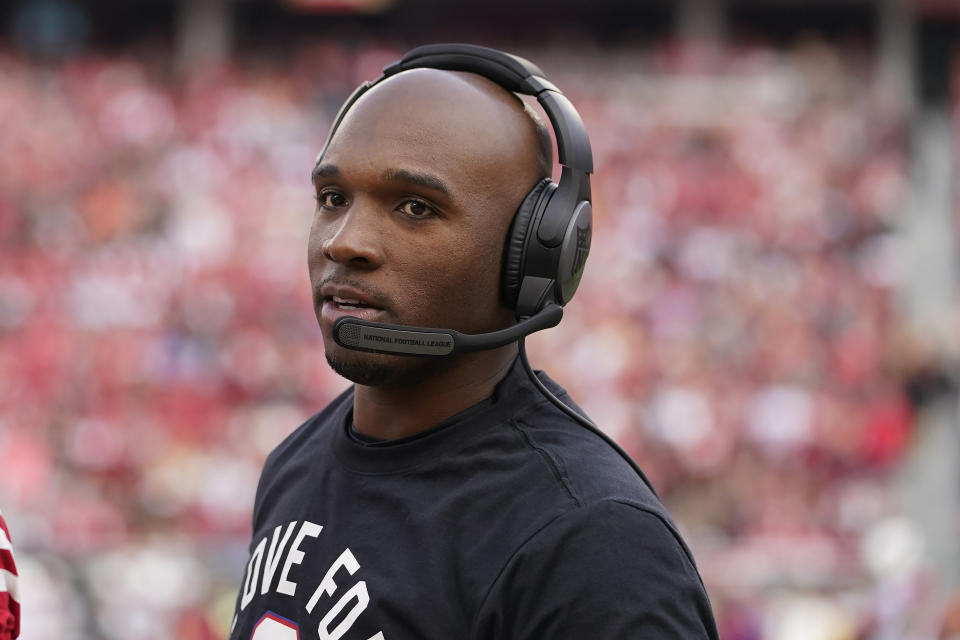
[307,69,543,386]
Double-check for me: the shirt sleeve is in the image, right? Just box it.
[0,510,20,640]
[473,499,718,640]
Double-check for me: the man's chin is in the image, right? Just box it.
[325,348,440,388]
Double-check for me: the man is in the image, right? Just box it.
[230,45,718,639]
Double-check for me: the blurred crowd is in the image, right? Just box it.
[0,35,956,639]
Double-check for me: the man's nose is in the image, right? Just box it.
[319,205,385,269]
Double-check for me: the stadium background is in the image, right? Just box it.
[0,0,959,638]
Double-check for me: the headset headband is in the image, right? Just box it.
[380,44,593,176]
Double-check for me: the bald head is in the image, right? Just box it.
[321,68,552,190]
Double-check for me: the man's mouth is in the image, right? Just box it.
[319,288,387,327]
[330,296,376,310]
[317,282,390,327]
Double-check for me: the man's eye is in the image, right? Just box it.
[316,192,346,208]
[397,199,436,218]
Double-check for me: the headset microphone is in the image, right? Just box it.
[333,304,563,357]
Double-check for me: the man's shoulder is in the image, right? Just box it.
[528,497,700,581]
[476,497,719,639]
[525,498,696,569]
[508,391,661,507]
[492,361,666,510]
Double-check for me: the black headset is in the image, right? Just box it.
[316,43,594,320]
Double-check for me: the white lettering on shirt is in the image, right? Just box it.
[241,536,267,610]
[306,548,360,614]
[277,520,324,596]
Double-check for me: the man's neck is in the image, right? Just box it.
[352,349,517,441]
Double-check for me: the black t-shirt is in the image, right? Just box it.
[229,359,719,640]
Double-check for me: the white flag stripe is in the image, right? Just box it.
[0,567,19,602]
[0,529,11,551]
[0,507,11,551]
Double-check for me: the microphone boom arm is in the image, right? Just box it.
[333,304,564,357]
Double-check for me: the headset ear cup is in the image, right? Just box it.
[501,179,552,309]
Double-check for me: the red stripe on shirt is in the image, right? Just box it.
[0,592,18,639]
[0,551,16,578]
